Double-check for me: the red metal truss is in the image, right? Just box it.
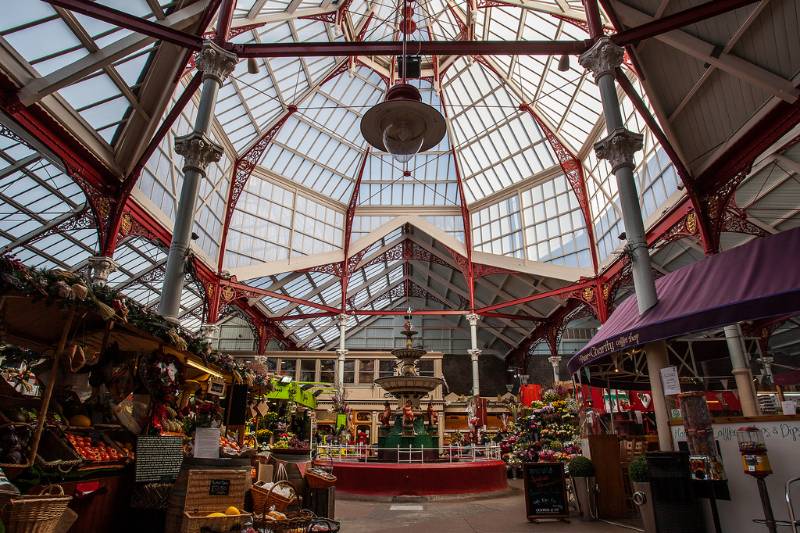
[233,40,588,58]
[105,71,203,255]
[218,278,341,314]
[477,278,596,314]
[340,149,371,312]
[480,312,541,322]
[216,107,297,271]
[45,0,204,50]
[506,299,583,364]
[524,105,600,273]
[270,311,336,321]
[438,90,476,310]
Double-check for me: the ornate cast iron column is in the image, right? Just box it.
[724,324,759,416]
[467,312,481,396]
[580,36,672,450]
[158,42,237,322]
[87,255,117,286]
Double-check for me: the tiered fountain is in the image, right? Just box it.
[374,309,443,461]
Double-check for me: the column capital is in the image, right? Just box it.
[200,323,220,343]
[594,127,644,172]
[578,36,624,82]
[336,313,349,327]
[466,313,480,326]
[196,40,238,84]
[336,349,348,359]
[548,355,562,366]
[87,255,117,286]
[175,132,224,174]
[468,348,482,360]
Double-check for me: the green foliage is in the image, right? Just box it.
[568,455,595,477]
[629,455,649,482]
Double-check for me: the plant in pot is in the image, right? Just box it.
[568,455,596,521]
[629,455,656,533]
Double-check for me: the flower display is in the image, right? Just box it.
[501,387,581,465]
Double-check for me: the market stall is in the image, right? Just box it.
[0,257,339,532]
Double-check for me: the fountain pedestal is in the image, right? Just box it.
[378,415,439,461]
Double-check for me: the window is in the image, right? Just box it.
[418,360,434,377]
[300,359,316,382]
[264,358,277,372]
[343,360,355,384]
[279,359,296,378]
[358,360,374,383]
[379,360,395,377]
[320,360,335,383]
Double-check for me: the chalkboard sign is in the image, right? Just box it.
[135,436,184,482]
[209,479,230,496]
[522,462,569,521]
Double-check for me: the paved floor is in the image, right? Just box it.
[335,480,642,533]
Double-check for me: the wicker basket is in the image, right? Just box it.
[35,429,82,473]
[180,469,250,533]
[305,468,336,489]
[251,480,297,514]
[254,509,315,532]
[2,485,72,533]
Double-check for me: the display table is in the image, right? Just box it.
[671,415,800,533]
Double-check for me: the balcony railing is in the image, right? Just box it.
[315,444,502,464]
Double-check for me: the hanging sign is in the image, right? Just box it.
[660,366,681,396]
[207,376,226,397]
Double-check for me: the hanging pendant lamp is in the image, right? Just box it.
[360,83,446,163]
[360,0,445,163]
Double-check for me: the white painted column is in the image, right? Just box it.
[548,355,562,386]
[724,324,759,416]
[645,341,673,451]
[467,313,481,397]
[200,323,220,350]
[336,313,348,392]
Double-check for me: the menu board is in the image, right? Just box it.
[522,462,569,520]
[135,436,183,482]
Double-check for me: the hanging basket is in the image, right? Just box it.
[2,485,72,533]
[251,480,297,514]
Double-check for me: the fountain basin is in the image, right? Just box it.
[374,375,443,399]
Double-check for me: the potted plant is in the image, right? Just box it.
[568,455,596,521]
[629,455,656,533]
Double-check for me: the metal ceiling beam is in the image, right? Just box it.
[612,0,760,47]
[233,40,589,58]
[17,2,208,106]
[44,0,206,50]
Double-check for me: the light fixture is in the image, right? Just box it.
[186,359,224,379]
[360,0,445,163]
[557,54,570,72]
[247,57,260,75]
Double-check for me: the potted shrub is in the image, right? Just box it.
[629,455,656,533]
[568,456,596,521]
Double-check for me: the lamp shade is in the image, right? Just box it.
[361,83,446,163]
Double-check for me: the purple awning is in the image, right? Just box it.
[568,227,800,374]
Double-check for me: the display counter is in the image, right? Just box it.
[671,415,800,533]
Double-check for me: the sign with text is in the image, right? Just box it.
[522,462,568,520]
[135,436,183,482]
[660,366,681,396]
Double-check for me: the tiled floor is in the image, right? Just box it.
[335,480,642,532]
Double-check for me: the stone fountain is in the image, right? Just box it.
[374,309,443,461]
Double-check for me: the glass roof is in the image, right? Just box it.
[0,0,696,350]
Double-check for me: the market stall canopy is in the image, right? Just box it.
[568,228,800,375]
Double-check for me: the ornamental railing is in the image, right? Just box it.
[314,444,502,464]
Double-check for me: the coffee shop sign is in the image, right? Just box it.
[674,423,800,443]
[578,332,641,364]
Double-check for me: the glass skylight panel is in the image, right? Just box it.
[219,60,283,152]
[520,174,591,267]
[225,175,294,268]
[472,195,524,258]
[291,195,344,256]
[424,216,465,242]
[0,132,97,271]
[349,216,392,243]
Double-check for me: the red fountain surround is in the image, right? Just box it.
[328,461,508,497]
[315,310,508,498]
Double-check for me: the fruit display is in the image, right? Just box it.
[220,436,240,453]
[65,432,126,463]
